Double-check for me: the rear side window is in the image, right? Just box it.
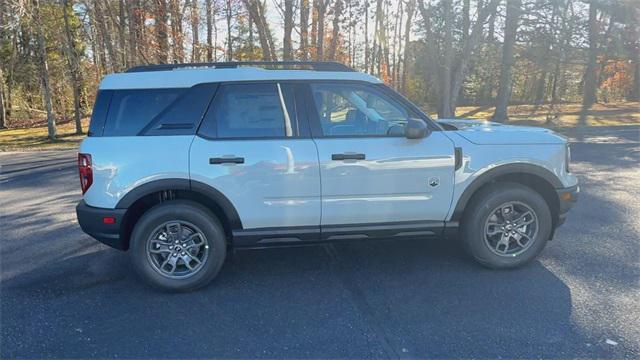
[87,90,113,136]
[198,83,296,139]
[102,88,184,136]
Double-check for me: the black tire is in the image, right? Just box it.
[461,182,552,269]
[130,200,227,292]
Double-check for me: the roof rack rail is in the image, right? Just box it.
[125,61,355,73]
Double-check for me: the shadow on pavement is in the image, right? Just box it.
[1,236,609,358]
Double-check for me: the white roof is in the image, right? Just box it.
[99,67,383,90]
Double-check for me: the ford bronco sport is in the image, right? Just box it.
[76,61,578,291]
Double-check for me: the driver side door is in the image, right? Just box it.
[306,82,456,234]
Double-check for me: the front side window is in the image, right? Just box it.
[310,83,412,137]
[199,83,295,139]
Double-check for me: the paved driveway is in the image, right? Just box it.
[1,126,638,358]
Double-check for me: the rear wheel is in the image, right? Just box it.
[130,200,226,291]
[461,183,552,269]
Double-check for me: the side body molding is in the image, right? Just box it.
[450,163,563,221]
[115,178,243,230]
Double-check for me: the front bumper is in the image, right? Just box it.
[76,200,127,250]
[556,185,579,225]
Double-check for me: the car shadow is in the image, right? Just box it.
[1,236,611,358]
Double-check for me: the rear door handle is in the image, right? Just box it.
[331,153,366,161]
[209,157,245,164]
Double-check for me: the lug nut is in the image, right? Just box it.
[169,246,173,250]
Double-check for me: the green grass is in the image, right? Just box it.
[1,102,638,151]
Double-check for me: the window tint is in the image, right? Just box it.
[310,83,411,137]
[199,83,294,139]
[88,90,113,136]
[141,83,218,136]
[103,88,184,136]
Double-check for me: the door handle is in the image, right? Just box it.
[209,157,245,164]
[331,153,366,161]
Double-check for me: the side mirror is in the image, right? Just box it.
[405,118,428,139]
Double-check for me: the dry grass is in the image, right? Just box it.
[1,102,638,151]
[0,119,90,151]
[450,102,640,128]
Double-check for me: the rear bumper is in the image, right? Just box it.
[76,200,127,250]
[556,185,579,226]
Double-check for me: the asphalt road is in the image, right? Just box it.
[1,126,638,359]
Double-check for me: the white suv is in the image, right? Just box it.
[76,61,578,291]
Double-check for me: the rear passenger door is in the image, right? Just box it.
[189,82,321,243]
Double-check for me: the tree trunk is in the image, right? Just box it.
[155,0,169,64]
[439,0,454,118]
[582,1,598,108]
[191,0,200,62]
[118,0,127,67]
[401,0,416,94]
[364,0,369,71]
[370,0,381,74]
[327,0,343,60]
[0,68,5,129]
[206,0,213,61]
[95,0,117,71]
[315,0,327,60]
[226,0,233,60]
[283,0,294,60]
[449,0,500,116]
[462,0,470,40]
[493,0,521,122]
[169,0,184,62]
[63,0,83,134]
[242,0,276,61]
[33,0,56,140]
[300,0,310,60]
[128,0,140,65]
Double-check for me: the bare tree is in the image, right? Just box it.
[448,0,500,116]
[191,0,201,62]
[127,0,141,65]
[206,0,213,61]
[582,0,598,108]
[33,0,56,139]
[63,0,83,134]
[242,0,277,60]
[154,0,169,63]
[327,0,342,60]
[401,0,415,94]
[283,0,295,60]
[0,67,5,129]
[299,0,310,60]
[226,0,233,60]
[169,0,185,62]
[493,0,522,122]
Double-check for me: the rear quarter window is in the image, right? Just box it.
[87,90,113,136]
[102,88,184,136]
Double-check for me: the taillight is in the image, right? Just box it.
[78,153,93,194]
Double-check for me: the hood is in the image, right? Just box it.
[437,119,567,145]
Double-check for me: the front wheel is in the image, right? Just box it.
[461,183,552,269]
[130,200,227,292]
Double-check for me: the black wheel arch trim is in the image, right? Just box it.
[115,178,243,230]
[450,163,564,221]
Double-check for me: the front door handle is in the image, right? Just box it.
[210,157,245,164]
[331,153,366,161]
